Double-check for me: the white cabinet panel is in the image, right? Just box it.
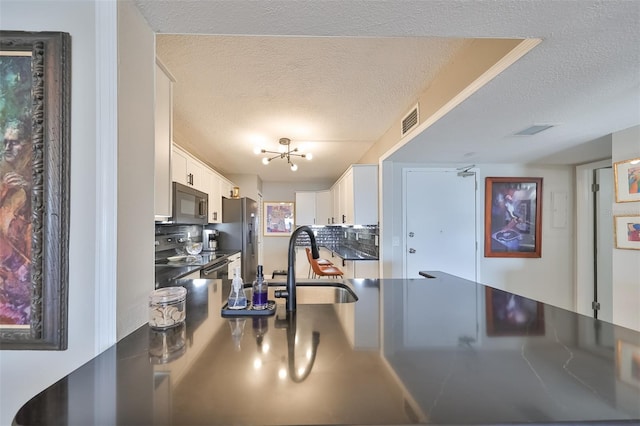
[316,190,332,226]
[172,144,204,191]
[208,172,222,224]
[295,192,317,225]
[154,62,173,220]
[171,146,189,186]
[332,165,378,225]
[331,183,340,224]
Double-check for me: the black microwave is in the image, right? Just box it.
[172,182,208,225]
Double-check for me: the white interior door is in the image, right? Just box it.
[595,168,613,322]
[404,169,477,280]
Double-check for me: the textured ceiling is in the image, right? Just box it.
[136,0,640,183]
[157,35,466,181]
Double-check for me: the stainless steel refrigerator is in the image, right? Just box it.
[215,197,258,282]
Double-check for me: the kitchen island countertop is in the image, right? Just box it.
[13,273,640,425]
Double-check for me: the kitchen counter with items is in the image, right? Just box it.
[13,272,640,425]
[154,250,239,287]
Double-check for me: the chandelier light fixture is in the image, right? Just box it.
[254,138,312,171]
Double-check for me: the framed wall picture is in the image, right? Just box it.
[485,287,545,336]
[484,177,543,258]
[0,31,71,350]
[614,215,640,250]
[613,157,640,203]
[263,201,295,236]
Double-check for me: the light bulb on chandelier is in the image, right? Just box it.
[255,137,312,171]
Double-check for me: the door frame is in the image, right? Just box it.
[575,159,612,317]
[401,167,480,281]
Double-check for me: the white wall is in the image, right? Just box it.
[611,125,640,331]
[227,173,263,203]
[382,162,576,311]
[116,0,156,339]
[477,164,575,311]
[0,1,101,424]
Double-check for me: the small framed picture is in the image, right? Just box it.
[613,157,640,203]
[614,215,640,250]
[263,201,295,236]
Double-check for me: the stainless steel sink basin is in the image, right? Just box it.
[268,282,358,304]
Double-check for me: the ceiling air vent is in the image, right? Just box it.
[401,104,419,136]
[514,124,555,136]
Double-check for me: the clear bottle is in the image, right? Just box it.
[252,265,268,310]
[228,267,248,309]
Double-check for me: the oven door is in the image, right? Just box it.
[200,259,229,279]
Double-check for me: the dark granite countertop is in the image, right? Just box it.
[13,273,640,425]
[322,244,378,261]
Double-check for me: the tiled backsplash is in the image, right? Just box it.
[294,225,379,258]
[156,223,379,258]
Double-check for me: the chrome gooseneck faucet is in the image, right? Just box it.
[275,226,319,312]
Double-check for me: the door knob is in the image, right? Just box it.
[409,248,416,254]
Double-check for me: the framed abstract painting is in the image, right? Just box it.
[0,31,71,350]
[614,157,640,203]
[263,201,295,236]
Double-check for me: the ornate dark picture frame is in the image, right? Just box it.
[484,177,543,258]
[0,31,71,350]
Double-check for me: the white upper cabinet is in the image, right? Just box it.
[295,192,317,225]
[332,165,378,225]
[220,179,234,200]
[172,144,205,192]
[206,170,223,224]
[171,143,236,223]
[315,190,332,225]
[331,183,340,224]
[154,62,174,220]
[295,190,333,226]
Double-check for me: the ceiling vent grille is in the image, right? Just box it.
[401,104,419,136]
[514,124,555,136]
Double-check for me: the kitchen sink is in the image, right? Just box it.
[267,281,358,304]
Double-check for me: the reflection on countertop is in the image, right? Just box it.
[13,273,640,425]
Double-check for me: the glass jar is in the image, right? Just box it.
[149,286,187,329]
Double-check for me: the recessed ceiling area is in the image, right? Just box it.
[156,35,469,182]
[137,0,640,183]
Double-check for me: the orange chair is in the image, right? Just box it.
[306,247,343,278]
[305,247,334,278]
